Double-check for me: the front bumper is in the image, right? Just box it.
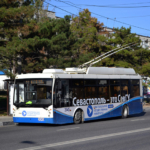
[13,117,55,124]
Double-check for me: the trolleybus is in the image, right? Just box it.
[13,67,143,124]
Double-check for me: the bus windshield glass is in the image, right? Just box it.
[14,79,53,107]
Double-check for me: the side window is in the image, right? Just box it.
[72,79,84,87]
[130,80,140,98]
[110,80,120,98]
[19,84,25,102]
[98,80,109,103]
[98,86,109,103]
[14,84,18,103]
[84,79,97,99]
[85,87,97,99]
[121,80,129,96]
[72,88,84,99]
[54,79,72,108]
[72,79,84,99]
[84,79,97,86]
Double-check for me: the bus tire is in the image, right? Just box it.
[122,105,128,119]
[74,110,82,124]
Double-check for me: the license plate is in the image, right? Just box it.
[38,118,44,121]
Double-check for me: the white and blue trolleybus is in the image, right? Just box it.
[13,67,143,124]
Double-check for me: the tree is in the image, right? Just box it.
[0,0,44,78]
[70,9,104,66]
[95,26,150,76]
[32,15,76,69]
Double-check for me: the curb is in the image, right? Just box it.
[0,121,15,127]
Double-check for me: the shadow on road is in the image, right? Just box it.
[21,141,36,144]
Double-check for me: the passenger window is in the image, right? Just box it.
[130,80,140,98]
[110,80,120,85]
[85,87,97,99]
[84,80,97,86]
[131,80,139,85]
[110,86,121,97]
[72,88,84,99]
[133,86,140,97]
[121,80,129,96]
[98,80,108,85]
[54,79,72,108]
[121,86,128,96]
[98,86,109,103]
[72,79,84,87]
[121,80,128,85]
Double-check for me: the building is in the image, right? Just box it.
[136,34,150,50]
[0,71,9,90]
[46,10,61,19]
[100,27,150,50]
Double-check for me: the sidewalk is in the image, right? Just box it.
[0,116,14,127]
[143,103,150,108]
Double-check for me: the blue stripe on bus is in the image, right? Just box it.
[13,117,55,124]
[54,110,74,124]
[85,96,143,121]
[13,111,74,124]
[54,109,73,118]
[85,104,122,121]
[123,96,143,105]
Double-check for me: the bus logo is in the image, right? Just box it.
[87,105,93,117]
[22,111,27,116]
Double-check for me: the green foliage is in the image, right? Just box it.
[1,5,150,78]
[0,0,43,78]
[98,26,149,76]
[71,9,104,54]
[72,52,96,67]
[35,16,76,69]
[141,63,150,76]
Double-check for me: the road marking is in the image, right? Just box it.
[131,119,145,121]
[18,127,150,150]
[57,127,80,131]
[0,125,15,128]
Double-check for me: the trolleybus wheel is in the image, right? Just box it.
[122,105,128,119]
[74,110,82,124]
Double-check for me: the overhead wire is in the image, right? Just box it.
[114,1,150,5]
[107,1,150,5]
[117,15,150,19]
[55,1,150,6]
[54,0,150,32]
[43,0,78,16]
[63,4,150,8]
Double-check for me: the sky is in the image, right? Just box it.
[44,0,150,37]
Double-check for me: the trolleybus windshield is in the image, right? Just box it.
[13,79,53,107]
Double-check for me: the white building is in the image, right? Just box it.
[136,34,150,50]
[46,10,61,19]
[0,71,9,90]
[101,27,150,50]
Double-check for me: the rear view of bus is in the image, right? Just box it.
[13,75,54,124]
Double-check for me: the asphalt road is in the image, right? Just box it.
[0,108,150,150]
